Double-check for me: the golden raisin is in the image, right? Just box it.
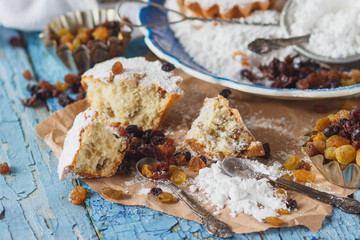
[53,82,69,91]
[168,165,177,176]
[350,69,360,82]
[174,154,188,166]
[313,140,326,154]
[326,135,337,148]
[313,133,327,141]
[0,162,10,175]
[102,187,123,199]
[335,145,356,165]
[314,117,331,132]
[327,114,337,123]
[284,155,300,170]
[23,70,32,80]
[356,149,360,167]
[169,170,186,185]
[92,26,109,41]
[58,28,69,37]
[335,110,349,121]
[293,170,315,182]
[112,61,123,75]
[324,147,337,160]
[331,136,350,148]
[341,79,356,87]
[265,217,282,226]
[188,157,206,172]
[158,192,176,203]
[75,31,89,44]
[280,174,294,182]
[69,186,86,205]
[60,32,74,45]
[274,188,287,199]
[141,164,154,178]
[276,208,289,215]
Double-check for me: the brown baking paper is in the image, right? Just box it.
[35,69,358,234]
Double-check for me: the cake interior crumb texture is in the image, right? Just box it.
[58,109,127,180]
[82,57,183,129]
[185,96,263,160]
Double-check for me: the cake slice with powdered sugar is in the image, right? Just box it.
[185,95,264,160]
[58,109,128,180]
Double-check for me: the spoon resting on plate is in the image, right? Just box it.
[222,157,360,214]
[248,35,310,55]
[136,157,233,239]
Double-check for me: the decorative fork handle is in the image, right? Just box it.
[248,35,310,55]
[158,179,233,238]
[260,174,360,214]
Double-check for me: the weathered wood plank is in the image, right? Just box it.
[0,27,97,240]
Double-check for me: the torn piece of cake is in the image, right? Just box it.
[185,95,264,160]
[81,57,184,130]
[58,109,127,180]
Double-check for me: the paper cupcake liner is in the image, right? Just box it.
[39,8,132,72]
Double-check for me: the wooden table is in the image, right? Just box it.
[0,26,359,240]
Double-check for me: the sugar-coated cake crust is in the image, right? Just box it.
[185,95,264,160]
[81,57,184,129]
[178,0,275,19]
[58,109,127,180]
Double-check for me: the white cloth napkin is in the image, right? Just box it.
[0,0,99,31]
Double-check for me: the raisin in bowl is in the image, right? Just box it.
[40,8,132,71]
[304,106,360,188]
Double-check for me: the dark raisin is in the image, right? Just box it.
[64,73,80,84]
[153,171,168,180]
[219,89,232,98]
[338,118,348,126]
[349,106,360,122]
[0,162,10,174]
[323,125,340,138]
[142,129,152,144]
[117,152,132,175]
[154,163,169,173]
[150,136,167,145]
[161,62,175,72]
[199,156,207,164]
[21,97,37,107]
[307,144,320,157]
[240,69,257,82]
[9,37,26,48]
[125,125,143,138]
[58,92,74,107]
[27,84,41,95]
[296,78,310,90]
[136,144,166,162]
[38,80,54,91]
[75,92,86,101]
[260,142,271,159]
[35,89,52,100]
[352,140,360,149]
[285,198,297,210]
[338,129,351,139]
[297,160,311,171]
[351,128,360,141]
[150,187,163,196]
[52,89,62,97]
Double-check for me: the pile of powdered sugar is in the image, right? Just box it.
[288,0,360,58]
[166,0,295,85]
[191,160,288,221]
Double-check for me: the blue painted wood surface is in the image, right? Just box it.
[0,26,360,239]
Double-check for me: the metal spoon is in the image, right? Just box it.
[248,35,310,55]
[136,157,233,238]
[222,157,360,214]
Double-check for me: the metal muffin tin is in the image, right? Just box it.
[280,0,360,65]
[40,8,132,71]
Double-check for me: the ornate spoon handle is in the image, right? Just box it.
[266,176,360,214]
[248,35,310,55]
[158,179,233,238]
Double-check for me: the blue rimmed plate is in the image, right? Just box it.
[138,0,360,99]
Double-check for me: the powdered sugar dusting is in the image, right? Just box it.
[83,57,183,95]
[166,0,295,85]
[57,109,98,180]
[193,161,287,221]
